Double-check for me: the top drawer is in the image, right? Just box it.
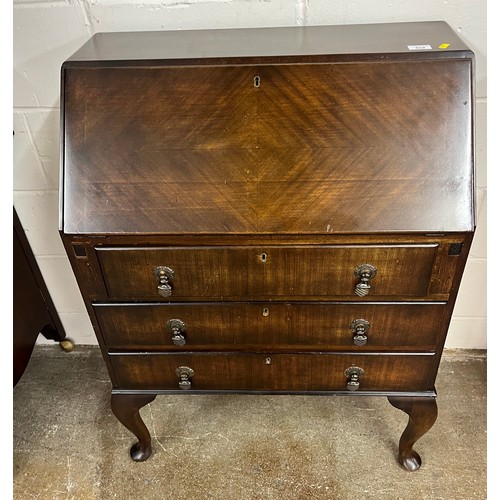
[96,244,441,300]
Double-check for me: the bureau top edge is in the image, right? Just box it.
[63,22,473,66]
[60,231,475,239]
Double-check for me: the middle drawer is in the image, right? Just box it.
[94,302,445,350]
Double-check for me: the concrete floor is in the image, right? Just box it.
[13,346,486,499]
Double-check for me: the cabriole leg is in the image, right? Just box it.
[111,393,157,462]
[387,396,438,472]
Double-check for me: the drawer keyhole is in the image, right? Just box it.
[254,75,261,87]
[260,253,267,263]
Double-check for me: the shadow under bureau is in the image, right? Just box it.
[59,22,475,471]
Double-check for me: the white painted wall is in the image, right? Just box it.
[13,0,487,349]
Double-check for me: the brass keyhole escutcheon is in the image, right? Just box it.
[262,307,270,317]
[254,75,261,87]
[265,357,272,365]
[260,252,267,263]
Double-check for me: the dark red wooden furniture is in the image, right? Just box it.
[13,207,73,386]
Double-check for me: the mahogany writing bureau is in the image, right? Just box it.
[60,22,475,471]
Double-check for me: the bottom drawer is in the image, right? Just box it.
[109,352,435,392]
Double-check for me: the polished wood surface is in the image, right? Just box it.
[95,302,445,350]
[388,396,438,472]
[109,353,435,392]
[111,393,156,462]
[62,232,467,302]
[62,59,473,234]
[96,245,439,300]
[13,208,68,386]
[60,23,476,467]
[64,22,471,64]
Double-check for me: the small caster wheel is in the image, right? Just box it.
[60,339,75,352]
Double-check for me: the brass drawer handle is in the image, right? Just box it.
[354,264,377,297]
[345,366,364,391]
[350,319,370,346]
[153,266,175,297]
[167,319,186,346]
[175,366,194,390]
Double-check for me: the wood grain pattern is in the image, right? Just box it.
[96,244,438,300]
[63,234,466,303]
[95,302,446,350]
[109,352,435,392]
[59,24,476,466]
[62,60,473,234]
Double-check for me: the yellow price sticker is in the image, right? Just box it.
[439,43,450,49]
